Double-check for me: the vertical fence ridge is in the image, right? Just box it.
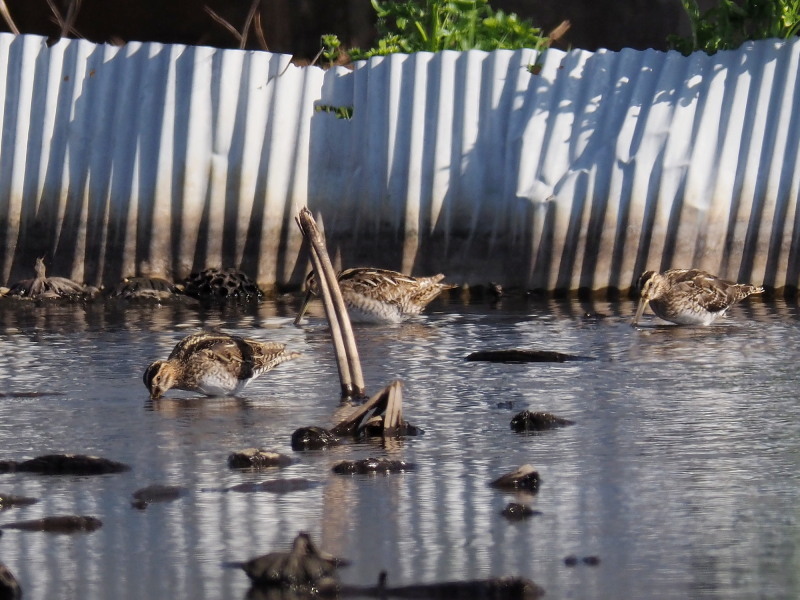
[0,32,798,292]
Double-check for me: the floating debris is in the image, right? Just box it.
[182,268,263,300]
[0,494,39,510]
[6,258,89,300]
[238,532,348,590]
[510,411,575,432]
[0,562,21,600]
[108,276,183,302]
[291,427,340,451]
[228,479,318,494]
[500,503,542,521]
[465,349,593,363]
[227,449,293,470]
[16,454,131,475]
[332,458,415,475]
[131,484,188,509]
[490,465,541,493]
[1,515,102,533]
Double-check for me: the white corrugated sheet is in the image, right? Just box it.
[0,32,798,291]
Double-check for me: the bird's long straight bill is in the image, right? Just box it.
[294,290,314,325]
[632,297,648,326]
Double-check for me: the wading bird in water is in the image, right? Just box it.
[632,269,763,326]
[143,332,300,399]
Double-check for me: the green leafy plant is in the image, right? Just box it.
[670,0,800,55]
[346,0,553,60]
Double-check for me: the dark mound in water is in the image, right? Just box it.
[501,503,542,521]
[465,349,594,363]
[510,411,575,432]
[0,494,39,510]
[131,484,188,509]
[227,449,293,470]
[228,479,318,494]
[6,258,89,300]
[182,268,263,300]
[490,465,541,492]
[291,427,340,451]
[108,276,182,302]
[16,454,131,475]
[1,515,102,533]
[332,458,415,475]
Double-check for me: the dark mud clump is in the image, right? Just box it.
[227,449,293,470]
[490,465,541,493]
[131,484,188,509]
[0,494,39,510]
[291,427,340,451]
[1,515,102,533]
[332,458,415,475]
[16,454,131,475]
[500,503,542,521]
[510,411,575,432]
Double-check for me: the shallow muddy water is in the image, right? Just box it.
[0,295,798,599]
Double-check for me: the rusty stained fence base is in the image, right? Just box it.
[295,207,365,398]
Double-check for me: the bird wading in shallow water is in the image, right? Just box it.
[296,267,456,324]
[632,269,763,326]
[143,332,300,399]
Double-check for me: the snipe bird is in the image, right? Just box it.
[296,267,456,324]
[143,332,300,399]
[632,269,763,326]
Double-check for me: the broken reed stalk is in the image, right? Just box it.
[296,208,365,397]
[0,1,20,35]
[331,381,402,436]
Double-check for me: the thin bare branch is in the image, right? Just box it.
[253,10,269,51]
[205,6,243,43]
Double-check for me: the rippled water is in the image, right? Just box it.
[0,295,798,599]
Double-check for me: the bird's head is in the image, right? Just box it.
[143,360,176,400]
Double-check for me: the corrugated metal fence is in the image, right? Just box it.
[1,32,798,292]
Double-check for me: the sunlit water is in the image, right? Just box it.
[0,296,798,599]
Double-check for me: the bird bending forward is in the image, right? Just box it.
[632,269,763,326]
[296,267,456,324]
[143,332,300,399]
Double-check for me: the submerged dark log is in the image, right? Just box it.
[16,454,131,475]
[131,484,188,509]
[1,515,102,533]
[465,349,594,363]
[490,465,541,493]
[0,494,39,510]
[240,532,348,589]
[291,427,340,451]
[351,573,545,599]
[0,562,21,600]
[228,449,293,470]
[332,458,415,475]
[229,479,318,494]
[510,411,575,432]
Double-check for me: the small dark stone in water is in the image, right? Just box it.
[242,531,348,588]
[332,458,415,475]
[510,411,575,432]
[0,462,17,474]
[228,449,293,470]
[0,562,22,600]
[495,401,516,410]
[360,417,423,438]
[500,503,542,521]
[291,427,339,451]
[0,494,39,510]
[229,479,318,494]
[564,555,579,567]
[465,349,594,363]
[582,312,607,320]
[16,454,131,475]
[131,484,188,509]
[1,515,102,533]
[490,465,541,492]
[582,556,601,566]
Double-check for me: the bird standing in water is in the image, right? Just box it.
[296,267,456,324]
[143,332,300,399]
[632,269,763,326]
